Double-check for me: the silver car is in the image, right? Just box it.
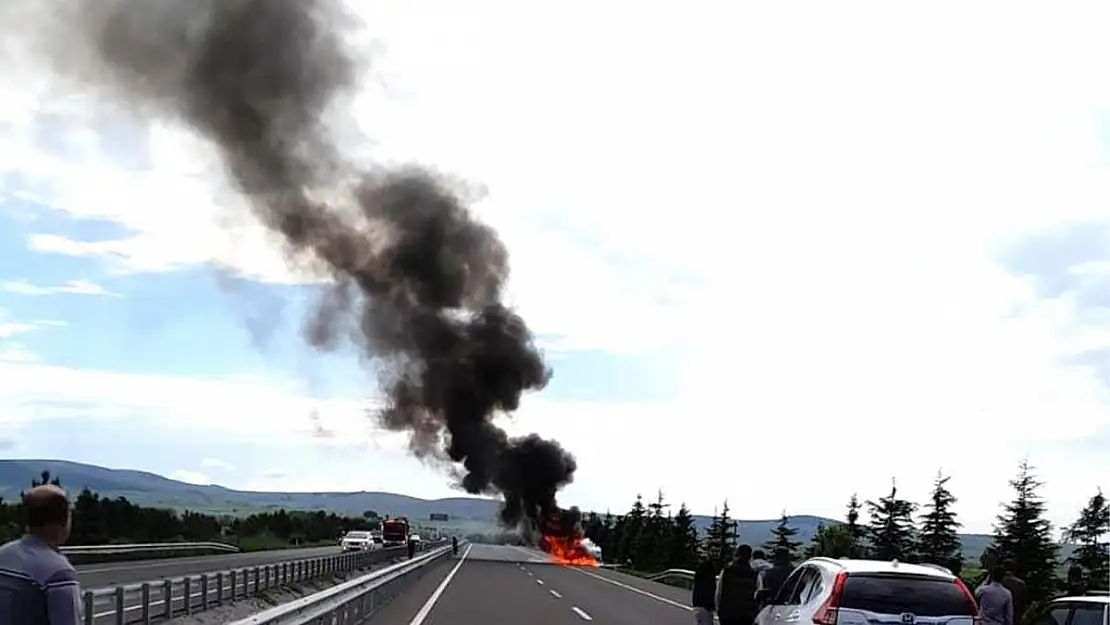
[340,531,374,552]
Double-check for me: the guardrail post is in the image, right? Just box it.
[253,567,260,593]
[114,586,124,625]
[141,582,151,625]
[162,580,172,619]
[82,591,93,625]
[201,574,209,609]
[281,562,287,585]
[230,570,237,601]
[183,578,192,615]
[216,572,224,605]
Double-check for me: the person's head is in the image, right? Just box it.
[773,549,792,566]
[752,549,766,561]
[697,558,716,575]
[1003,561,1017,577]
[989,565,1006,583]
[734,544,753,564]
[24,485,71,547]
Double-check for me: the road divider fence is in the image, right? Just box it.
[63,542,241,565]
[224,541,465,625]
[83,540,447,625]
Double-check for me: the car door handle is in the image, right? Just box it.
[772,613,782,620]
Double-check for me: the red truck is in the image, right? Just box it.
[381,517,410,548]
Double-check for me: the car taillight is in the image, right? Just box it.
[954,578,980,624]
[812,572,848,625]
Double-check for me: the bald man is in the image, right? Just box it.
[0,485,82,625]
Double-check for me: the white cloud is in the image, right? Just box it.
[0,359,1101,532]
[2,279,120,297]
[0,0,1108,532]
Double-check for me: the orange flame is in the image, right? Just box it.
[541,535,599,567]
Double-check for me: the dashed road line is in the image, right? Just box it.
[569,567,691,612]
[571,606,593,621]
[535,579,544,585]
[550,590,562,598]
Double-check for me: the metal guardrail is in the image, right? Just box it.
[646,568,695,581]
[63,542,240,556]
[224,541,463,625]
[82,541,446,625]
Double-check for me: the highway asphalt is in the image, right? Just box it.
[75,545,343,589]
[373,544,695,625]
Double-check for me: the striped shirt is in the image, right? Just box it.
[0,536,82,625]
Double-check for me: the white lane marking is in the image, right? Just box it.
[550,590,562,598]
[570,567,692,611]
[407,543,472,625]
[511,545,551,563]
[572,606,593,621]
[526,570,533,576]
[536,579,544,585]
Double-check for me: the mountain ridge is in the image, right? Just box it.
[0,459,1002,557]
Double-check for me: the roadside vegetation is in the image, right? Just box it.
[581,459,1108,610]
[0,470,384,552]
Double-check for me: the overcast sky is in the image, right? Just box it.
[1,0,1108,534]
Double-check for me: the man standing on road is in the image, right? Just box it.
[691,558,717,625]
[975,566,1014,625]
[0,485,82,625]
[1000,564,1027,624]
[757,550,794,606]
[751,550,772,578]
[716,545,760,625]
[451,536,459,557]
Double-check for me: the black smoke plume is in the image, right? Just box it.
[26,0,580,536]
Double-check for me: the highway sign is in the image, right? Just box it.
[429,513,450,521]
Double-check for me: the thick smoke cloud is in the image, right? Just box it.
[22,0,580,534]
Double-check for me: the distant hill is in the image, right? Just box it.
[0,460,1037,560]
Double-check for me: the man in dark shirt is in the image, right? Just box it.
[716,545,760,625]
[0,485,81,625]
[1001,564,1027,624]
[757,550,795,606]
[691,558,717,625]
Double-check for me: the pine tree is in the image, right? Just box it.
[845,493,866,558]
[763,511,802,564]
[704,500,739,568]
[866,480,918,561]
[917,471,963,568]
[805,523,856,558]
[1063,488,1109,592]
[667,503,700,569]
[990,459,1059,605]
[636,490,670,571]
[621,494,648,568]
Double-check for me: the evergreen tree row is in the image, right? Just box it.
[0,471,382,550]
[581,460,1108,606]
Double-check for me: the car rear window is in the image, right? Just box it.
[839,574,976,617]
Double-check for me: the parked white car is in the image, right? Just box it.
[1028,593,1108,625]
[340,531,375,552]
[754,558,978,625]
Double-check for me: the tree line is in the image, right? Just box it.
[581,459,1108,607]
[0,471,383,551]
